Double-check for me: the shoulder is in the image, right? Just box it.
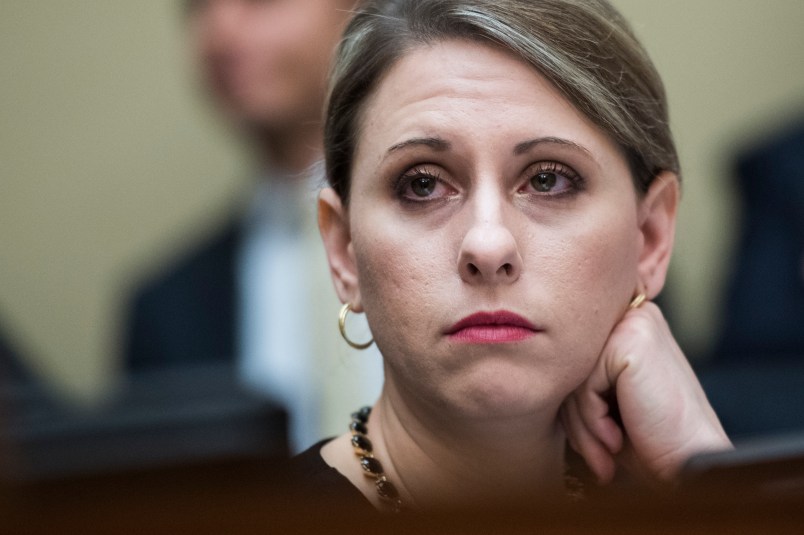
[280,439,374,512]
[122,220,243,368]
[125,219,243,332]
[737,122,804,197]
[133,221,242,305]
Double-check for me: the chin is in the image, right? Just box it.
[447,363,568,421]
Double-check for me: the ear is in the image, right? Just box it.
[636,171,680,299]
[318,187,363,310]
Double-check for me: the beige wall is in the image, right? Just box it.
[0,1,250,401]
[1,1,803,402]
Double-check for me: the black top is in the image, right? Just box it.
[282,439,375,512]
[282,439,597,513]
[275,438,804,530]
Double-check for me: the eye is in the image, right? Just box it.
[410,175,437,197]
[520,161,581,196]
[395,166,455,203]
[531,172,558,192]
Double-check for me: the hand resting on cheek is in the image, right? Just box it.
[561,301,732,485]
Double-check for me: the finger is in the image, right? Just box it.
[561,395,616,484]
[584,331,628,396]
[559,404,578,453]
[573,335,626,455]
[576,385,624,455]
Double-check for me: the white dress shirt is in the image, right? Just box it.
[237,167,383,452]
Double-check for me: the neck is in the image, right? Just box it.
[369,379,568,509]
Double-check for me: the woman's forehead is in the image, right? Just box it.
[354,39,620,168]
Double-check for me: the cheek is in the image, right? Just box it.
[564,225,637,303]
[351,219,449,351]
[531,213,639,365]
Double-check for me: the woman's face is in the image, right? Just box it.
[329,40,653,419]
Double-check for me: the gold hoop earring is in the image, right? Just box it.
[628,292,647,310]
[338,303,374,350]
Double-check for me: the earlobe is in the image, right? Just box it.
[636,172,680,299]
[318,187,362,309]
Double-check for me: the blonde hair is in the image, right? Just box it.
[325,0,679,203]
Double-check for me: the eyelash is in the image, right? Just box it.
[400,165,440,183]
[522,161,585,197]
[392,160,584,204]
[393,165,448,204]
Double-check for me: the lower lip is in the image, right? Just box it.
[448,326,537,344]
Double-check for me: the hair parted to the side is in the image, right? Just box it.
[325,0,679,204]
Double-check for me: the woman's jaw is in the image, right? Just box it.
[368,376,570,508]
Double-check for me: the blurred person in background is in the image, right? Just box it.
[714,121,804,363]
[123,0,380,453]
[699,120,804,440]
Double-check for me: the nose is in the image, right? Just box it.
[458,208,522,286]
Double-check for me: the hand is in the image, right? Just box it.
[560,301,732,484]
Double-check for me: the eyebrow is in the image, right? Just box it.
[386,137,451,155]
[514,137,593,158]
[385,135,597,165]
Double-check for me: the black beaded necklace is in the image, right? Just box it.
[349,406,584,512]
[349,406,404,513]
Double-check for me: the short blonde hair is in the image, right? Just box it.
[325,0,679,203]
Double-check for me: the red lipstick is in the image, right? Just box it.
[445,311,539,344]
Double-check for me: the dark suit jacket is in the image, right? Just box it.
[700,121,804,439]
[714,122,804,361]
[124,222,242,370]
